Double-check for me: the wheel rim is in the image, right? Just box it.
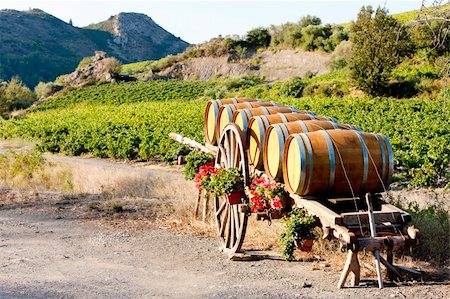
[214,123,250,255]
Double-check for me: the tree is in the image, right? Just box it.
[349,6,413,95]
[299,15,322,27]
[246,27,271,48]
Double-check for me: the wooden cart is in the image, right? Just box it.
[170,122,420,289]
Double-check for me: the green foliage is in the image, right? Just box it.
[210,168,244,196]
[279,208,316,261]
[246,27,271,48]
[0,80,211,161]
[77,57,93,69]
[183,151,215,180]
[0,77,36,118]
[405,202,449,265]
[270,16,348,52]
[121,60,152,74]
[281,77,306,98]
[349,6,414,95]
[204,74,263,98]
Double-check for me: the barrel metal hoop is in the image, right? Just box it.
[245,102,253,109]
[262,107,270,115]
[289,106,298,112]
[375,134,387,182]
[277,113,288,123]
[231,98,238,104]
[332,121,339,129]
[261,115,270,129]
[255,117,266,149]
[321,131,335,192]
[299,133,313,195]
[355,131,369,192]
[293,134,308,194]
[382,134,394,185]
[296,120,309,133]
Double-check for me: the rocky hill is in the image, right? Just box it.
[0,9,188,87]
[85,13,188,63]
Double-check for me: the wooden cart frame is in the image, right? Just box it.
[170,123,420,289]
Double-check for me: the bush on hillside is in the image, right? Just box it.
[34,82,64,99]
[280,77,306,98]
[0,77,36,118]
[246,27,271,48]
[349,6,414,95]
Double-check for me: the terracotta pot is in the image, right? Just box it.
[226,190,243,205]
[300,239,314,252]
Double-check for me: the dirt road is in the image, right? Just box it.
[0,192,448,299]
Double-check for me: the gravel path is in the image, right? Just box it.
[0,204,448,299]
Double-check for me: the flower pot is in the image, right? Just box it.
[299,239,314,252]
[226,190,243,205]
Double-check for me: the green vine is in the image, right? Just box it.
[279,208,316,262]
[182,151,214,180]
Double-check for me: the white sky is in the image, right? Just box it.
[0,1,423,44]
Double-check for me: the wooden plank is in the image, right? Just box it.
[291,194,343,225]
[169,133,216,154]
[341,211,403,226]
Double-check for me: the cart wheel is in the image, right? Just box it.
[214,123,250,255]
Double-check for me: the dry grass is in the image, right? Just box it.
[0,150,73,191]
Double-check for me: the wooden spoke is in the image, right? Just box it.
[216,201,226,217]
[214,123,250,255]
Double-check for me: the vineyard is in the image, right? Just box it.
[0,79,449,188]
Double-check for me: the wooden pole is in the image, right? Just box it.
[194,190,202,218]
[365,193,384,289]
[169,133,216,154]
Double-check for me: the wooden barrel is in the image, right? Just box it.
[264,120,360,181]
[215,101,277,142]
[315,116,339,123]
[204,98,259,145]
[282,130,393,196]
[247,112,317,169]
[232,106,299,136]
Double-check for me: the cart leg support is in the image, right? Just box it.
[337,249,360,288]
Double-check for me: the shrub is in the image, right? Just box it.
[281,77,306,98]
[279,208,316,261]
[246,27,271,48]
[34,82,64,99]
[0,77,36,117]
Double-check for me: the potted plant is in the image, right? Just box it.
[210,168,244,205]
[183,151,215,180]
[279,208,316,261]
[245,176,289,214]
[194,164,217,192]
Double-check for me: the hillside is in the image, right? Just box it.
[85,13,188,63]
[0,9,188,87]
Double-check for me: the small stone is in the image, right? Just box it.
[302,281,312,288]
